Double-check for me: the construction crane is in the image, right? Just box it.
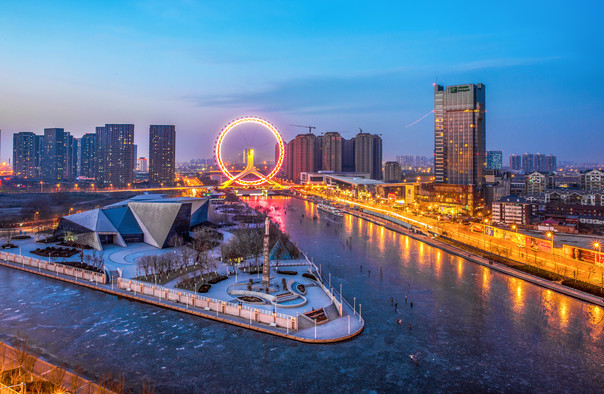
[290,124,316,134]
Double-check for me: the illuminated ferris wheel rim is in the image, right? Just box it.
[214,116,285,186]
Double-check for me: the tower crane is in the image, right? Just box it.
[290,124,316,134]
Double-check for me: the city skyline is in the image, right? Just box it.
[0,2,603,163]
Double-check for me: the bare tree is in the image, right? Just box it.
[168,234,184,249]
[177,246,196,270]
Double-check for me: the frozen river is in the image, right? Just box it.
[1,196,603,392]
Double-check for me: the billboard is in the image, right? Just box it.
[471,223,484,233]
[563,245,601,265]
[529,237,552,253]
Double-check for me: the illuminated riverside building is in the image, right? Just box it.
[492,196,534,225]
[149,125,176,186]
[95,124,135,188]
[434,83,486,185]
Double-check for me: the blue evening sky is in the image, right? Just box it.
[0,1,602,163]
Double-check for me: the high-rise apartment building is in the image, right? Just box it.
[522,153,535,173]
[355,131,383,180]
[342,138,355,172]
[320,132,342,172]
[63,132,78,180]
[314,136,323,172]
[434,83,486,185]
[396,155,432,169]
[372,134,383,180]
[149,125,176,186]
[79,133,96,178]
[41,128,66,181]
[519,153,557,173]
[509,154,522,170]
[286,133,316,183]
[96,124,135,188]
[545,154,557,172]
[486,150,502,170]
[13,132,40,178]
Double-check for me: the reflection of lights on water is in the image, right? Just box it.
[482,268,490,294]
[508,278,524,314]
[559,300,569,328]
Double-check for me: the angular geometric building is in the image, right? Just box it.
[55,194,209,250]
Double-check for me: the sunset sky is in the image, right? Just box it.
[1,1,602,163]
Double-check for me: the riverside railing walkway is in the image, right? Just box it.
[0,254,364,344]
[339,204,604,307]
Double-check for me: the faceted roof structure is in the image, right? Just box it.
[56,194,209,250]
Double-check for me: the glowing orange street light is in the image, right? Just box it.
[594,241,601,263]
[546,232,554,254]
[511,224,517,232]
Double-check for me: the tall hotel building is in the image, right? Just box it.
[434,83,486,185]
[95,124,135,188]
[149,125,176,186]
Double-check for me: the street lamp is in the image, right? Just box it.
[511,224,517,233]
[546,232,554,254]
[594,241,602,264]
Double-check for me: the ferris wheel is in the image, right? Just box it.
[214,116,285,187]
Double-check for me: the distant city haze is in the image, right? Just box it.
[0,2,602,163]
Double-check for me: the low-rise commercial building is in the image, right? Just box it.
[492,196,535,225]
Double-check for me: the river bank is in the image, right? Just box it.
[0,247,363,344]
[0,340,111,393]
[290,193,604,307]
[2,195,604,391]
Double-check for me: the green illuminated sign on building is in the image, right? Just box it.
[450,85,470,93]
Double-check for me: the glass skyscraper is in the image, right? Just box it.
[487,150,502,170]
[434,83,486,185]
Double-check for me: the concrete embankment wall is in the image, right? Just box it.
[0,251,106,284]
[0,340,112,393]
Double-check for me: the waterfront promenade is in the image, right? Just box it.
[0,247,364,344]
